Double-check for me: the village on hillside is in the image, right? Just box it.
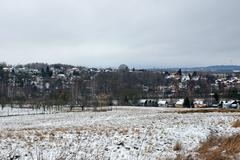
[1,62,240,111]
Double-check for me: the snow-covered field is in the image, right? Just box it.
[0,106,240,160]
[0,106,58,117]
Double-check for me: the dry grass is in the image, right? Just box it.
[6,132,14,139]
[232,120,240,128]
[94,109,108,112]
[132,128,140,134]
[175,134,240,160]
[118,127,129,135]
[145,144,154,153]
[35,131,46,141]
[178,109,240,114]
[15,132,25,140]
[197,134,240,160]
[175,154,187,160]
[173,142,182,151]
[174,154,194,160]
[54,128,68,133]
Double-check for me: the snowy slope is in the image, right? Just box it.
[0,106,239,160]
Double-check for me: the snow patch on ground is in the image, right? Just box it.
[0,106,240,159]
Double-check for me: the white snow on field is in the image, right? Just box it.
[0,106,240,160]
[0,106,58,117]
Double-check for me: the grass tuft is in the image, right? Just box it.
[197,134,240,160]
[232,120,240,128]
[173,142,182,151]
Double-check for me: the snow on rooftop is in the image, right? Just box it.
[176,99,184,105]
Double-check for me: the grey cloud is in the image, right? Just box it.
[0,0,239,68]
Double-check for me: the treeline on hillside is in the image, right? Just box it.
[0,62,239,108]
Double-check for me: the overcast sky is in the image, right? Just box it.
[0,0,239,68]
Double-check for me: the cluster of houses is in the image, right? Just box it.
[137,98,240,109]
[3,64,240,93]
[168,72,240,90]
[2,65,86,90]
[1,63,240,109]
[215,76,240,89]
[2,64,131,90]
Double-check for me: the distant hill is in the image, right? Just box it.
[149,65,240,73]
[182,65,240,73]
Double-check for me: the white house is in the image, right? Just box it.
[158,100,168,107]
[175,99,184,108]
[138,99,147,106]
[138,99,158,106]
[111,100,119,106]
[222,100,239,109]
[57,74,66,79]
[193,99,207,108]
[192,76,200,81]
[181,75,190,82]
